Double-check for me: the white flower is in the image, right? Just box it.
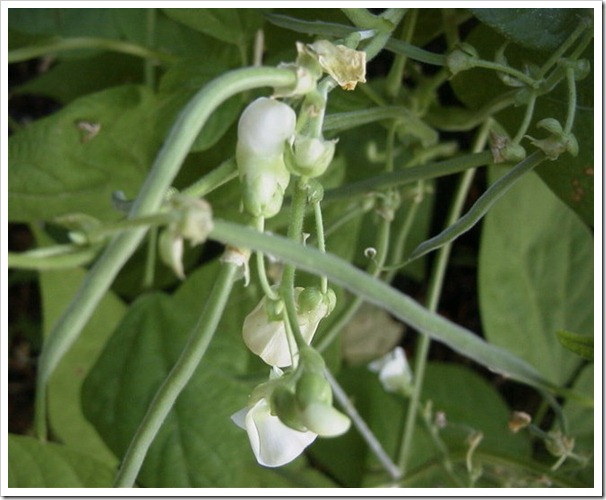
[231,398,317,468]
[368,346,413,395]
[242,288,331,367]
[299,402,351,437]
[236,97,296,218]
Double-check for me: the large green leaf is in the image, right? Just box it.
[8,435,115,488]
[470,8,590,52]
[82,261,332,487]
[8,8,121,39]
[9,85,162,223]
[162,9,263,49]
[478,170,593,385]
[15,53,144,104]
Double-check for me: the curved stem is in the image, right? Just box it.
[8,36,177,64]
[254,217,279,301]
[34,66,297,440]
[113,261,239,487]
[564,67,577,134]
[512,91,538,144]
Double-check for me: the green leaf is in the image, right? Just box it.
[8,434,115,487]
[82,261,330,487]
[9,85,161,223]
[15,53,144,104]
[479,170,593,385]
[556,330,593,361]
[162,9,262,48]
[8,8,121,39]
[470,8,590,52]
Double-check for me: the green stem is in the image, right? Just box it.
[279,177,310,349]
[324,151,492,201]
[34,66,297,440]
[113,261,239,487]
[142,227,158,289]
[181,157,238,198]
[254,217,279,301]
[8,36,177,64]
[325,368,401,481]
[385,8,418,99]
[512,91,538,144]
[398,122,491,476]
[538,19,590,78]
[473,59,539,89]
[564,67,577,134]
[8,244,101,270]
[312,201,328,294]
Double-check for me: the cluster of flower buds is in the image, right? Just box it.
[527,118,578,160]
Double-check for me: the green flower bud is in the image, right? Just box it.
[286,135,337,178]
[296,372,332,408]
[159,229,185,280]
[270,386,307,432]
[536,118,563,135]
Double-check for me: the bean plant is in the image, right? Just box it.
[7,7,596,490]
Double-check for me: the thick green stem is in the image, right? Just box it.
[34,66,297,440]
[113,262,239,487]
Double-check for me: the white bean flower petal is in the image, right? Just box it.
[368,346,413,395]
[242,289,330,367]
[231,398,317,468]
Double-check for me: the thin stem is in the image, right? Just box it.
[34,66,297,440]
[254,217,279,301]
[564,67,577,134]
[385,8,418,99]
[8,36,177,64]
[538,19,590,78]
[324,151,492,201]
[398,120,492,476]
[181,157,238,198]
[512,91,538,145]
[473,59,539,89]
[324,368,401,481]
[113,261,239,487]
[142,227,158,289]
[279,177,310,349]
[312,201,328,294]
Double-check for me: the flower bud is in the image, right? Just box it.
[308,40,366,90]
[236,97,296,218]
[296,372,332,408]
[286,135,337,178]
[159,229,185,279]
[446,43,479,76]
[368,347,413,396]
[270,386,307,432]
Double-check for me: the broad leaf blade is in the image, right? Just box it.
[479,170,593,385]
[8,435,115,488]
[470,8,590,52]
[9,85,161,223]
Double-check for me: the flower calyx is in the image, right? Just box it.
[446,42,479,76]
[526,118,578,160]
